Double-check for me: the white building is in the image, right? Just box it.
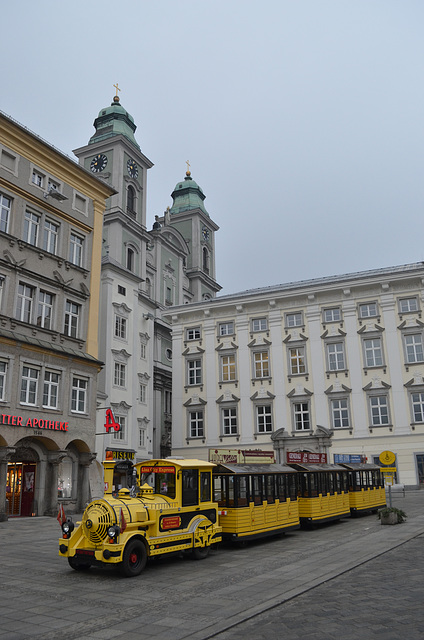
[166,262,424,489]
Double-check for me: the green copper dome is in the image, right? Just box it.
[169,172,209,216]
[89,96,140,151]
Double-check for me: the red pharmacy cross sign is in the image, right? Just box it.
[104,409,120,434]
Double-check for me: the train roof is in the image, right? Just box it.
[213,463,296,474]
[136,458,216,469]
[289,463,347,472]
[339,463,382,471]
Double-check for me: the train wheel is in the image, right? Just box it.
[120,539,147,577]
[192,545,210,560]
[68,557,91,571]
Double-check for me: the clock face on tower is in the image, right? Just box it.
[202,227,210,241]
[90,153,108,173]
[127,159,138,179]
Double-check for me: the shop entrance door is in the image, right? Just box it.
[7,463,36,517]
[416,455,424,487]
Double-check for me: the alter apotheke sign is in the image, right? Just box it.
[0,413,69,431]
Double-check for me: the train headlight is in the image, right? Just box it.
[107,525,120,541]
[62,520,74,538]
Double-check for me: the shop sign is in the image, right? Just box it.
[334,454,364,464]
[379,450,396,466]
[286,452,327,464]
[105,450,135,461]
[0,413,69,431]
[139,466,175,474]
[209,449,275,464]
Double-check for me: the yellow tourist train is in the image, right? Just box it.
[58,458,386,576]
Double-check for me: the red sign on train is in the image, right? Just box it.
[139,466,176,474]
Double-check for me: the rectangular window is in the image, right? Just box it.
[48,178,60,192]
[324,307,341,323]
[405,334,424,363]
[113,416,126,441]
[331,398,350,428]
[69,233,84,266]
[256,405,272,433]
[411,392,424,423]
[189,410,204,438]
[252,317,267,332]
[327,342,346,371]
[166,286,172,304]
[289,347,306,375]
[16,283,34,323]
[0,194,11,233]
[140,343,146,359]
[164,390,172,414]
[20,366,38,405]
[32,171,44,188]
[285,312,303,327]
[139,428,145,448]
[37,291,54,329]
[43,371,59,409]
[187,359,202,385]
[222,407,238,435]
[64,301,80,338]
[43,220,58,254]
[359,302,378,318]
[140,383,146,403]
[71,377,87,413]
[24,211,40,246]
[118,285,126,296]
[114,315,127,339]
[253,351,270,378]
[221,354,236,381]
[294,402,310,431]
[0,361,7,401]
[370,395,389,426]
[186,327,201,340]
[399,297,419,313]
[364,338,383,367]
[219,321,234,336]
[114,363,126,387]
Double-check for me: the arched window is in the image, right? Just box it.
[146,277,152,297]
[127,247,134,271]
[203,247,209,274]
[127,185,136,213]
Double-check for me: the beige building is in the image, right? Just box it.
[0,111,114,520]
[165,263,424,489]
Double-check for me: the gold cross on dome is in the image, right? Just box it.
[186,160,190,172]
[113,82,121,98]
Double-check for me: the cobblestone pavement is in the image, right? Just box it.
[0,490,423,640]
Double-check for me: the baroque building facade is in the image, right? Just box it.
[166,263,424,489]
[0,111,114,520]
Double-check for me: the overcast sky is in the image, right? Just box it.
[2,1,424,295]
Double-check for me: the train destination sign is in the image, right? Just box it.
[0,413,69,431]
[139,466,175,474]
[286,452,328,464]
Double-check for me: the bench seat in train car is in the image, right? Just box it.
[340,463,386,515]
[213,463,300,541]
[289,463,350,526]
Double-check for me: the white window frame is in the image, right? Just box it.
[0,360,7,401]
[69,232,84,267]
[369,394,390,426]
[114,315,127,340]
[24,210,40,246]
[140,383,147,404]
[293,401,311,431]
[285,312,303,328]
[323,307,342,323]
[411,391,424,423]
[114,362,126,388]
[221,407,238,436]
[140,342,147,359]
[186,327,201,341]
[71,377,87,414]
[113,415,126,441]
[330,397,350,428]
[187,359,202,386]
[253,350,270,379]
[289,346,307,375]
[256,405,273,433]
[32,170,45,188]
[219,321,234,336]
[43,370,60,409]
[359,302,378,318]
[20,366,39,406]
[64,300,80,338]
[251,317,267,332]
[326,341,346,371]
[43,219,59,254]
[363,337,384,368]
[404,333,424,364]
[399,297,419,314]
[139,427,145,448]
[37,290,54,330]
[0,193,11,233]
[16,283,34,323]
[189,410,204,438]
[220,353,236,382]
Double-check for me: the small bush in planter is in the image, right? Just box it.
[378,507,407,524]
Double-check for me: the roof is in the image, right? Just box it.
[289,463,347,472]
[339,463,381,471]
[214,463,296,474]
[170,172,209,216]
[89,97,140,151]
[136,458,216,470]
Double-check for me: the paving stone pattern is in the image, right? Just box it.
[0,491,423,640]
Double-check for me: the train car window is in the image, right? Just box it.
[354,471,361,490]
[182,469,199,506]
[252,475,262,505]
[155,472,176,499]
[288,474,298,500]
[328,472,334,495]
[277,474,286,502]
[213,475,226,506]
[200,472,211,502]
[309,473,317,497]
[228,476,235,507]
[265,475,275,504]
[236,476,249,506]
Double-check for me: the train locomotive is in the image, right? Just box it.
[59,457,386,577]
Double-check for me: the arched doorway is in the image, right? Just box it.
[7,446,39,517]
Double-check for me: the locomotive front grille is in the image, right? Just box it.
[82,501,114,544]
